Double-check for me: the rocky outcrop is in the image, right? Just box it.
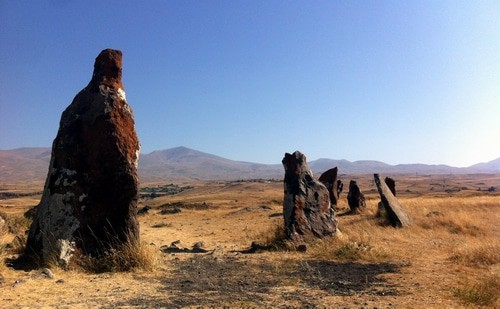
[319,167,343,206]
[282,151,337,240]
[374,174,412,227]
[347,180,366,213]
[25,49,141,266]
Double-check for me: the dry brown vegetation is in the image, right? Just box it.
[0,174,499,308]
[72,233,159,273]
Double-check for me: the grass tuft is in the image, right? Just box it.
[452,274,500,306]
[0,211,30,257]
[0,241,8,275]
[0,211,31,235]
[257,216,392,262]
[450,243,500,267]
[310,236,390,262]
[1,211,31,275]
[256,221,292,251]
[74,234,158,273]
[333,242,369,260]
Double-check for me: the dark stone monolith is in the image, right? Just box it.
[374,174,412,227]
[385,177,396,196]
[347,180,366,213]
[319,167,343,206]
[282,151,337,240]
[376,177,397,217]
[25,49,141,266]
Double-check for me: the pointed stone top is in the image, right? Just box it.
[283,151,306,165]
[282,151,311,176]
[91,49,123,90]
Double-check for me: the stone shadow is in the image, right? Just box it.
[112,254,280,308]
[112,254,405,308]
[296,260,403,296]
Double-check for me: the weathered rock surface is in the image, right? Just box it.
[319,167,343,206]
[282,151,337,240]
[347,180,366,213]
[374,174,412,227]
[25,49,140,266]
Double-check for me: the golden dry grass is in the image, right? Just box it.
[453,273,500,306]
[450,242,500,267]
[0,175,499,308]
[73,235,159,273]
[0,236,9,275]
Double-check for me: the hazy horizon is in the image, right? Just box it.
[1,145,498,168]
[1,1,499,167]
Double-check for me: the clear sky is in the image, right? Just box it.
[0,1,499,167]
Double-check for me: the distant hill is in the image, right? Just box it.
[1,146,499,183]
[467,158,500,173]
[0,147,51,182]
[308,159,463,175]
[309,159,392,174]
[138,146,282,182]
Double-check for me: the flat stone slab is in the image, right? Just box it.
[374,174,412,227]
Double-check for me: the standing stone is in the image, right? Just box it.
[319,167,343,206]
[385,177,396,196]
[25,49,141,266]
[347,180,366,213]
[282,151,337,240]
[374,174,412,227]
[337,180,344,201]
[376,177,396,217]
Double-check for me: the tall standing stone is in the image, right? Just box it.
[282,151,337,240]
[25,49,141,266]
[374,174,412,227]
[319,167,343,206]
[347,180,366,213]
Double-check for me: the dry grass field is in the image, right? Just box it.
[1,174,499,308]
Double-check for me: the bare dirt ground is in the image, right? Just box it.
[1,174,499,308]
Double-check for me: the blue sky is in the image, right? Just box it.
[0,1,499,166]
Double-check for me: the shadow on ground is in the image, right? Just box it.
[112,254,404,308]
[298,260,402,296]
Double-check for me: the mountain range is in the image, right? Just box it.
[1,146,499,183]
